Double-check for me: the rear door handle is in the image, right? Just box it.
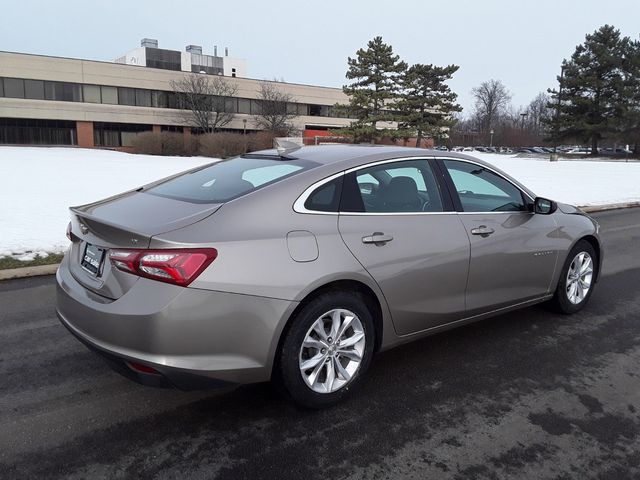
[470,225,495,236]
[362,232,394,245]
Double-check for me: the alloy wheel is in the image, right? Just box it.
[566,251,593,304]
[298,309,366,394]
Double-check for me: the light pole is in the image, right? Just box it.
[489,129,495,147]
[242,118,248,153]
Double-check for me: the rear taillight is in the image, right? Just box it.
[66,222,73,241]
[108,248,217,286]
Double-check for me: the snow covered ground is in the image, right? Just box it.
[0,147,212,260]
[1,146,639,261]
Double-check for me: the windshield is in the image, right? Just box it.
[146,156,316,203]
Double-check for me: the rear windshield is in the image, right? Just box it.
[146,157,316,203]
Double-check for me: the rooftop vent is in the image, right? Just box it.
[186,45,203,55]
[141,38,158,48]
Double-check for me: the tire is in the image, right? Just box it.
[549,240,598,314]
[275,290,375,409]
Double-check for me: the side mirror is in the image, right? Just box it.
[534,197,557,214]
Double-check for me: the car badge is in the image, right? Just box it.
[79,223,89,235]
[131,238,139,244]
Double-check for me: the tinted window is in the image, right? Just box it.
[24,80,44,100]
[4,78,24,98]
[342,159,443,213]
[83,84,101,103]
[101,86,118,104]
[44,81,82,101]
[147,157,316,204]
[304,177,343,212]
[444,160,526,212]
[118,87,136,106]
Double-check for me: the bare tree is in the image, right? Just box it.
[471,79,512,133]
[170,75,238,133]
[253,81,298,135]
[526,92,552,135]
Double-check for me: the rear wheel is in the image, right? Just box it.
[276,291,375,409]
[550,240,597,314]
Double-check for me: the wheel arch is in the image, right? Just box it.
[271,278,386,378]
[576,234,602,282]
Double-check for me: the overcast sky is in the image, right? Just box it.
[2,0,639,114]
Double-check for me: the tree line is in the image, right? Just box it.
[171,26,640,155]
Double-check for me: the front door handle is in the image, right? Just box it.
[470,225,495,237]
[362,232,394,245]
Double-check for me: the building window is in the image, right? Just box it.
[152,90,167,108]
[118,87,136,106]
[0,118,77,145]
[101,86,118,104]
[297,103,309,116]
[309,104,329,117]
[161,125,184,133]
[83,84,101,103]
[238,98,251,114]
[224,97,237,113]
[44,81,82,102]
[145,48,182,71]
[250,99,263,115]
[93,122,152,147]
[4,78,25,98]
[0,78,4,97]
[135,89,151,107]
[24,80,45,100]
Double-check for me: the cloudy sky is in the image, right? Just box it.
[1,0,639,114]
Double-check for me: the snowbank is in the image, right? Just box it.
[0,147,212,259]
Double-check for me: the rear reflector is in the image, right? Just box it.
[127,361,160,375]
[109,248,217,286]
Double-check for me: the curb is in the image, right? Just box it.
[1,203,639,282]
[579,202,640,213]
[0,263,59,281]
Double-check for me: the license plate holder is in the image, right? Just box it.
[81,243,105,276]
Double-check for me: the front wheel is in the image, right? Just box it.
[549,240,598,314]
[275,291,375,409]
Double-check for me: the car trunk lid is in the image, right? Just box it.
[68,190,221,299]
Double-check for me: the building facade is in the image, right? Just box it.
[0,48,352,149]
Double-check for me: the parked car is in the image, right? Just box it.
[56,145,602,408]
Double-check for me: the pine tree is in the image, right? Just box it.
[393,64,462,147]
[546,25,630,155]
[620,39,640,152]
[338,37,407,143]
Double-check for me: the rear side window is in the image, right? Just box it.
[303,177,343,212]
[147,157,316,203]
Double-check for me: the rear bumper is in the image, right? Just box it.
[56,254,298,387]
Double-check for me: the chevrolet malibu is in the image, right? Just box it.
[56,145,602,408]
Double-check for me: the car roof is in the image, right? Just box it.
[249,145,537,199]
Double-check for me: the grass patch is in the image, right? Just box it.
[0,253,64,270]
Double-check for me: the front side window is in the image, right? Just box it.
[443,159,526,212]
[341,159,444,213]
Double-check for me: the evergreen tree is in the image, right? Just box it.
[393,63,462,147]
[620,39,640,152]
[546,25,630,155]
[338,36,407,142]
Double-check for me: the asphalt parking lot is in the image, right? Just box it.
[1,208,639,480]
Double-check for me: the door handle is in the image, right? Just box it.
[362,232,394,245]
[470,225,495,236]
